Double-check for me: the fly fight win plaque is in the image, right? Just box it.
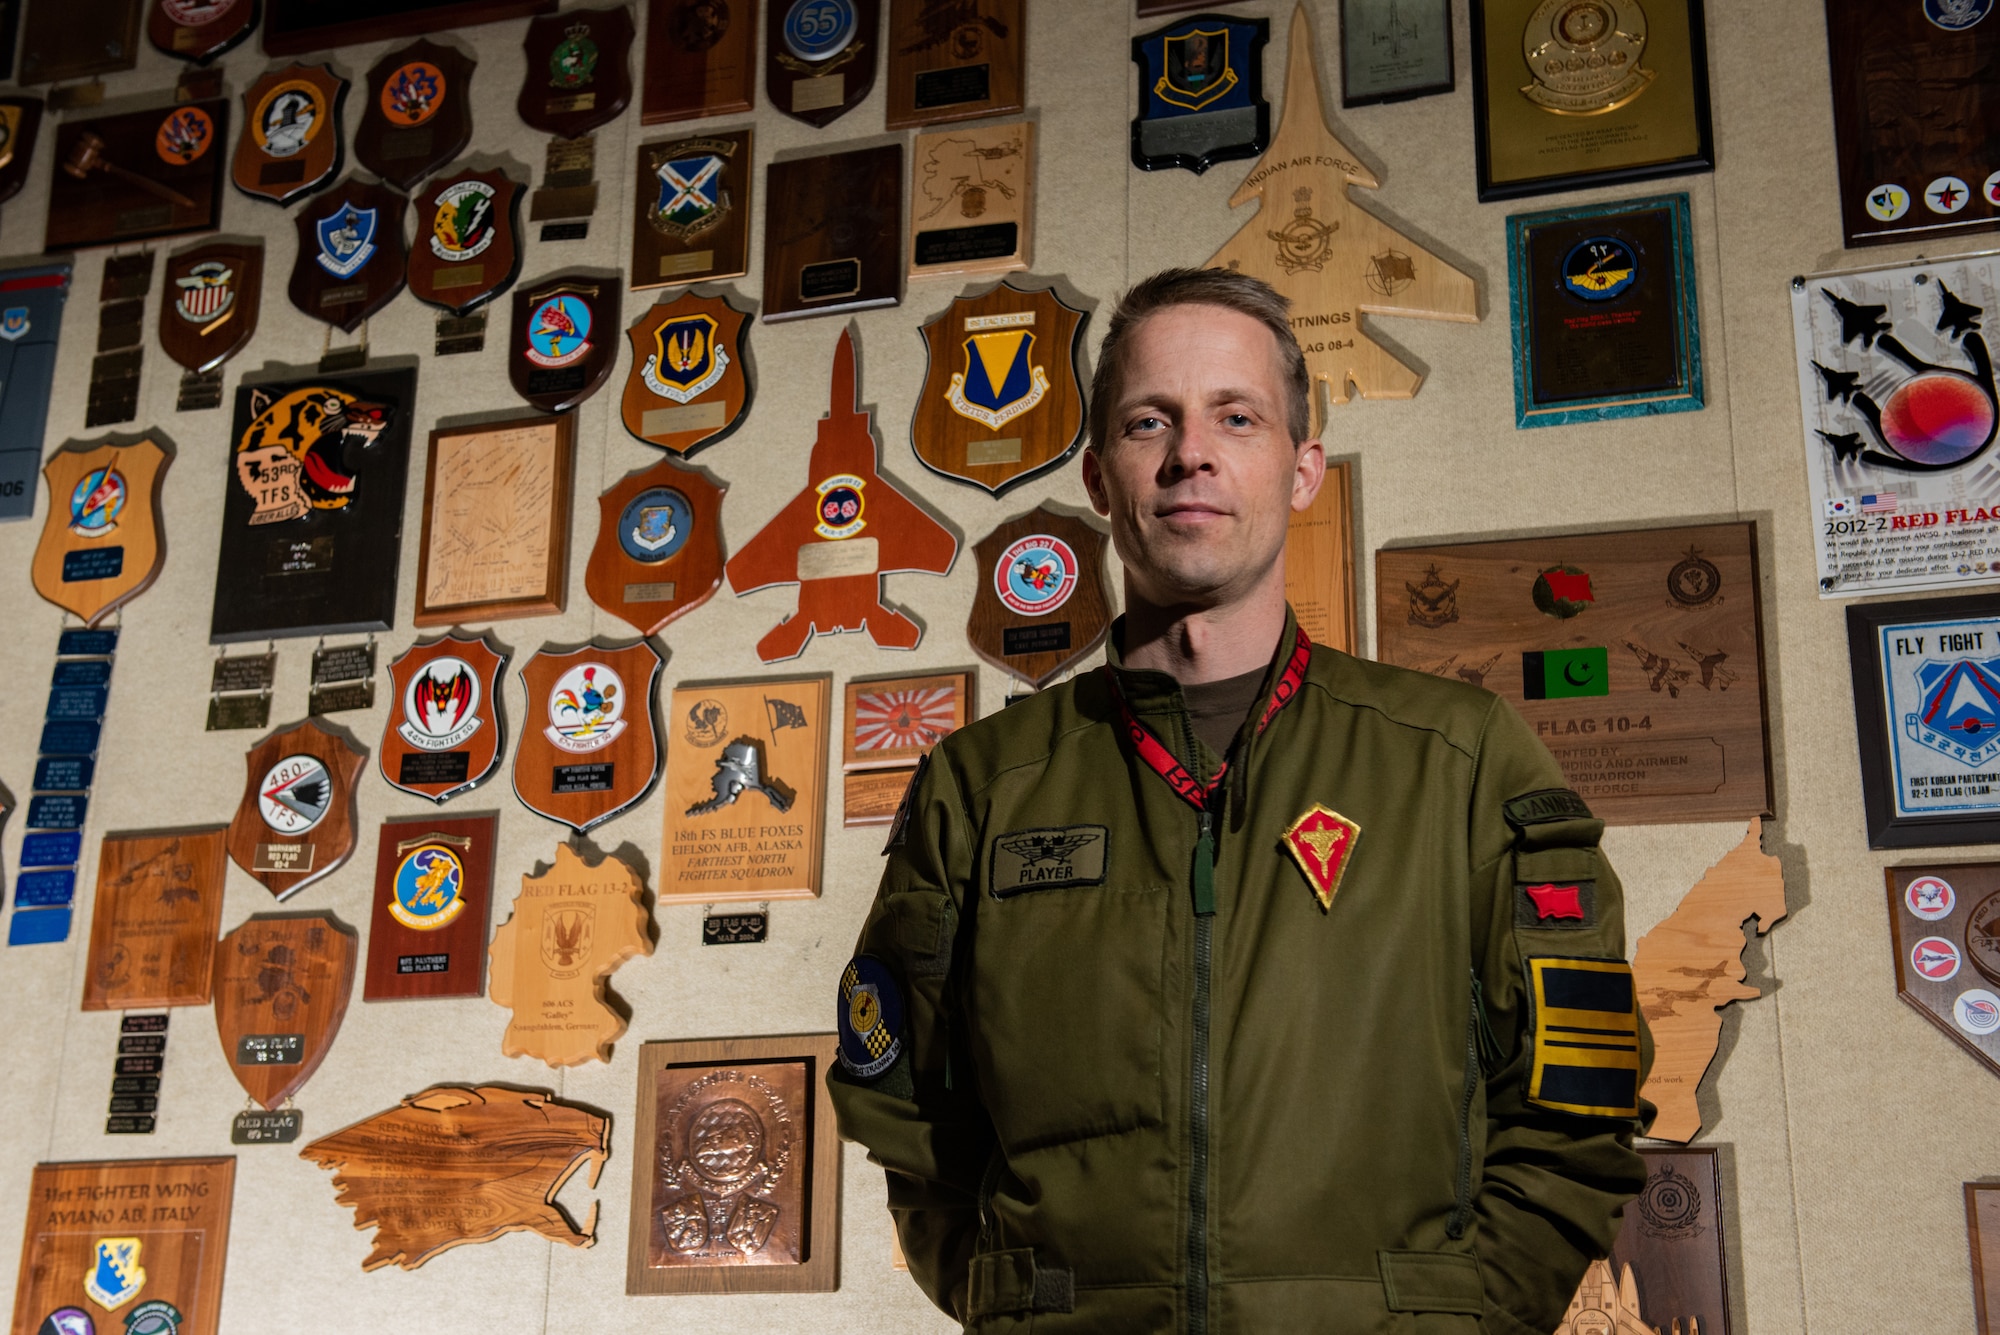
[641,0,754,125]
[908,120,1033,279]
[586,455,727,637]
[1340,0,1452,106]
[632,129,752,291]
[234,64,346,207]
[885,0,1022,129]
[365,814,496,1002]
[768,0,879,126]
[415,413,573,626]
[663,676,830,904]
[520,5,633,139]
[82,827,227,1011]
[1885,862,2000,1082]
[225,717,366,898]
[45,99,227,251]
[513,640,663,834]
[160,241,261,374]
[622,288,751,455]
[1376,521,1772,826]
[355,39,474,192]
[210,365,415,642]
[289,177,409,332]
[511,275,619,412]
[967,503,1111,690]
[31,436,171,627]
[214,912,356,1108]
[763,142,902,322]
[408,166,523,316]
[380,631,507,803]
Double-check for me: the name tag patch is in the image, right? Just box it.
[1526,956,1642,1118]
[1504,788,1593,829]
[1516,879,1597,929]
[989,825,1108,897]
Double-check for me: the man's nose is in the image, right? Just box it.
[1160,421,1215,478]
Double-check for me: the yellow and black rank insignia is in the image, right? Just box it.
[1525,956,1642,1118]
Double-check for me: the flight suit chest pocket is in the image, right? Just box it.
[989,825,1110,897]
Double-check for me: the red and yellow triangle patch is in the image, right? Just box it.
[1283,804,1360,910]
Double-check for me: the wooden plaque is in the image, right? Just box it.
[621,289,751,455]
[912,278,1084,495]
[1207,5,1477,418]
[763,143,902,322]
[81,827,227,1011]
[767,0,878,126]
[842,670,970,826]
[885,0,1022,129]
[10,1158,234,1335]
[585,454,727,638]
[355,39,474,192]
[967,504,1111,690]
[490,843,653,1066]
[363,814,496,1002]
[0,97,46,210]
[626,1034,841,1294]
[1588,1147,1732,1335]
[632,130,752,292]
[1886,862,2000,1081]
[414,413,573,625]
[511,640,663,833]
[213,912,357,1108]
[379,631,507,804]
[233,64,346,207]
[510,275,619,412]
[148,0,257,63]
[1973,1181,2000,1335]
[301,1085,606,1270]
[1284,458,1354,653]
[1374,521,1772,826]
[18,0,139,84]
[640,0,755,125]
[407,166,523,316]
[908,120,1032,280]
[520,5,633,139]
[264,0,555,54]
[726,328,956,660]
[160,241,261,374]
[31,436,170,627]
[288,176,409,333]
[224,718,366,899]
[45,99,227,252]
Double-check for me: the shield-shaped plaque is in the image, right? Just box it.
[45,98,229,251]
[640,0,754,125]
[0,96,45,209]
[213,912,356,1109]
[1130,12,1269,173]
[233,63,346,207]
[380,631,507,804]
[585,455,726,637]
[621,289,750,454]
[32,436,171,626]
[159,241,261,373]
[1886,863,2000,1082]
[225,717,367,899]
[355,38,474,192]
[913,279,1087,496]
[967,503,1112,689]
[631,129,752,291]
[148,0,258,63]
[512,640,663,833]
[766,0,879,127]
[519,5,633,139]
[407,166,523,316]
[289,175,408,333]
[511,274,618,412]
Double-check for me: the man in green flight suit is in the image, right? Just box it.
[830,267,1652,1334]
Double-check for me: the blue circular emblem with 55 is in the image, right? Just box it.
[783,0,857,61]
[1926,0,1992,31]
[619,487,693,564]
[1560,236,1639,302]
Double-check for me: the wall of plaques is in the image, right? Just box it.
[0,1,1990,1332]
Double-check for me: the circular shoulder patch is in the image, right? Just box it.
[837,955,904,1079]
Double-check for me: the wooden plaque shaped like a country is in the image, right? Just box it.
[380,631,507,804]
[12,1158,235,1335]
[621,288,751,455]
[148,0,257,63]
[586,455,726,638]
[885,0,1023,129]
[288,176,409,333]
[233,64,347,207]
[632,129,752,291]
[301,1085,608,1271]
[1206,5,1477,420]
[512,640,663,833]
[767,0,878,126]
[161,241,261,374]
[520,5,633,139]
[82,827,227,1010]
[968,504,1111,690]
[640,0,754,125]
[225,717,366,899]
[763,143,903,322]
[510,274,619,413]
[364,814,496,1002]
[355,39,475,193]
[1284,458,1354,653]
[912,279,1084,495]
[213,911,357,1108]
[490,843,653,1067]
[1375,521,1772,827]
[32,436,171,626]
[1886,862,2000,1083]
[0,96,46,210]
[45,99,228,252]
[908,120,1032,280]
[408,166,523,317]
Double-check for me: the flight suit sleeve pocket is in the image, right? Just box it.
[1377,1249,1485,1314]
[1511,848,1601,932]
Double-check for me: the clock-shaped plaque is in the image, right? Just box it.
[512,639,663,833]
[0,96,45,209]
[585,454,726,637]
[233,64,346,206]
[408,165,523,316]
[621,288,751,455]
[519,5,633,139]
[225,717,366,899]
[289,176,410,333]
[213,911,356,1109]
[380,631,507,804]
[355,38,474,192]
[148,0,258,63]
[45,99,228,251]
[767,0,879,127]
[160,241,261,374]
[511,274,618,412]
[31,436,171,626]
[967,503,1112,690]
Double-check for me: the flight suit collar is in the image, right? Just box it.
[1104,606,1306,771]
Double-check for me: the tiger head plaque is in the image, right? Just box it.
[380,631,507,804]
[913,279,1086,495]
[585,454,726,637]
[621,288,751,455]
[148,0,258,63]
[46,99,228,251]
[0,96,45,209]
[233,64,347,207]
[356,38,474,192]
[408,165,523,316]
[225,717,366,899]
[32,436,171,626]
[512,639,663,833]
[767,0,879,127]
[160,241,261,373]
[511,274,619,412]
[520,5,634,139]
[288,176,409,333]
[967,503,1112,689]
[214,911,357,1109]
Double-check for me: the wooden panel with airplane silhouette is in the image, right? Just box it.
[82,827,227,1011]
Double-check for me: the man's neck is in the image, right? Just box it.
[1119,578,1289,686]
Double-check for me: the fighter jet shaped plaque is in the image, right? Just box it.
[727,327,956,662]
[1206,4,1477,419]
[620,288,751,456]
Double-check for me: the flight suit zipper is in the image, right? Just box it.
[1183,709,1216,1335]
[1450,972,1505,1239]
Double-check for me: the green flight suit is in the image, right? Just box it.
[831,612,1652,1334]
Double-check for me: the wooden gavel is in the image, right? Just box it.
[63,132,196,209]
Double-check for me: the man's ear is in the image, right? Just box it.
[1291,437,1327,513]
[1081,445,1112,518]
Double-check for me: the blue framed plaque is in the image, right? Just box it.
[1506,192,1704,430]
[14,868,75,907]
[1129,13,1269,175]
[7,906,71,946]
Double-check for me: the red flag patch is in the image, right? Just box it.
[1541,571,1594,604]
[1524,882,1586,921]
[1282,804,1360,911]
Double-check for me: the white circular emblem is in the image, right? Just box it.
[1912,936,1962,982]
[1864,184,1910,222]
[995,534,1080,617]
[1906,875,1957,921]
[545,662,627,753]
[1985,170,2000,208]
[399,654,484,752]
[1926,175,1972,215]
[1956,987,2000,1035]
[258,753,333,834]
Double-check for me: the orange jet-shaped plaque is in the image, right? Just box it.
[1283,802,1360,910]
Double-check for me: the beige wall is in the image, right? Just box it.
[0,0,1982,1330]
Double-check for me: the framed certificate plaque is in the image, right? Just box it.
[414,414,574,626]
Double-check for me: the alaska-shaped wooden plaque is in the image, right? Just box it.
[585,454,727,638]
[511,640,663,833]
[288,176,409,333]
[379,631,507,804]
[32,436,171,626]
[233,64,346,207]
[355,39,474,193]
[363,813,496,1002]
[161,241,261,373]
[82,827,227,1011]
[762,143,902,322]
[641,0,754,125]
[908,120,1032,280]
[885,0,1022,129]
[407,165,523,317]
[767,0,878,127]
[213,911,357,1108]
[621,288,751,455]
[967,503,1111,690]
[520,5,633,139]
[489,843,653,1067]
[224,717,366,900]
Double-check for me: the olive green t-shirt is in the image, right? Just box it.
[1181,665,1269,760]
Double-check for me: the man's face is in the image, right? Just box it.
[1083,303,1323,610]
